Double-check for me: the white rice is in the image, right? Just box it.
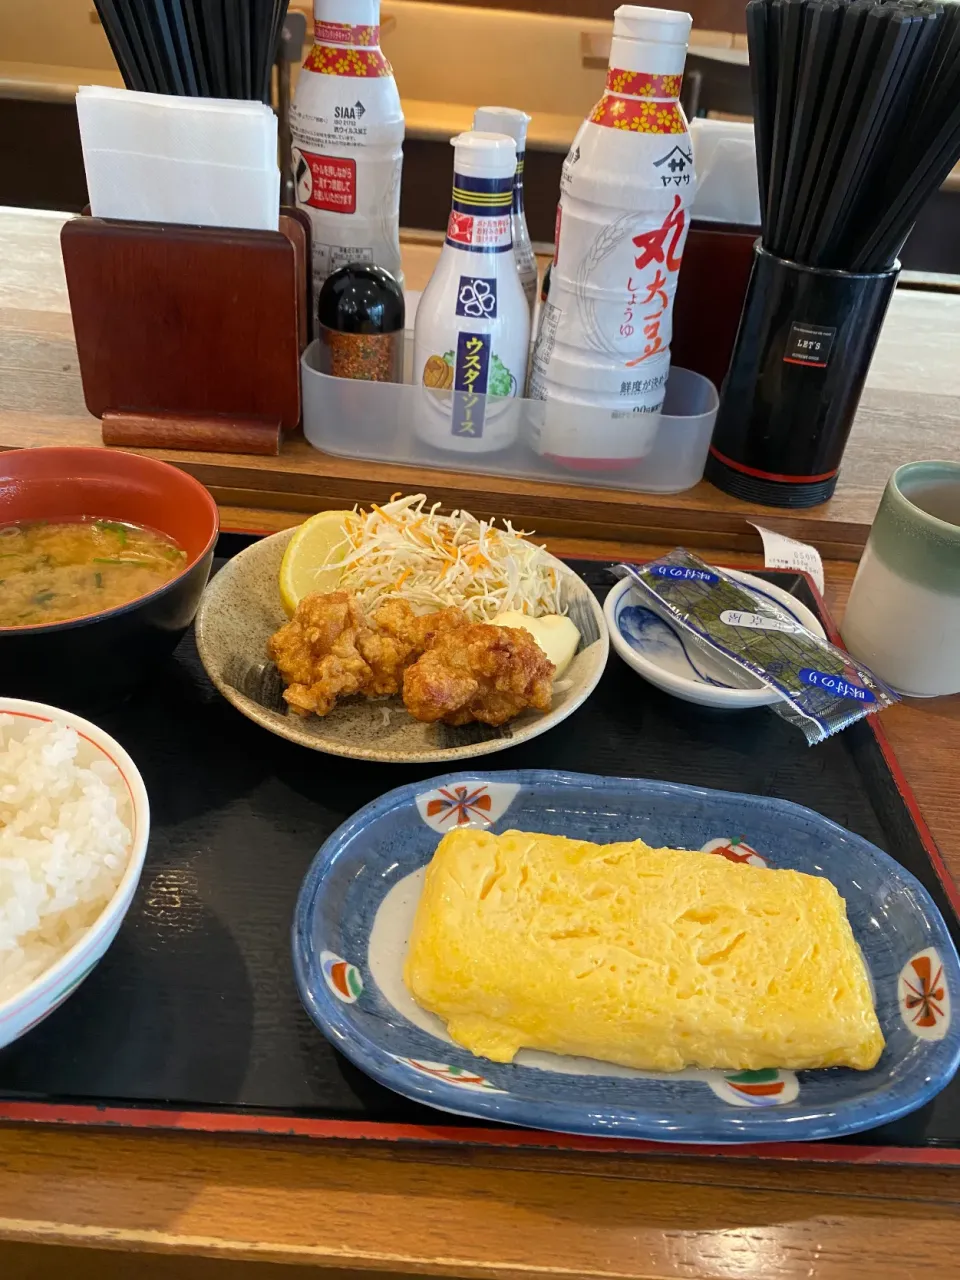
[0,715,132,1001]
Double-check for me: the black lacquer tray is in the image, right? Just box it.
[2,535,958,1166]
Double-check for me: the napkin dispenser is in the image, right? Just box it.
[61,212,309,456]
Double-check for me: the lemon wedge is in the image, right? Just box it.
[278,510,351,616]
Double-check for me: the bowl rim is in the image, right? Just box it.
[0,447,219,635]
[0,697,150,1022]
[604,570,826,708]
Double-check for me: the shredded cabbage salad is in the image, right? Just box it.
[324,494,566,622]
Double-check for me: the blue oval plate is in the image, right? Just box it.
[293,770,960,1143]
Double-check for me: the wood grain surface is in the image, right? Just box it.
[3,212,960,558]
[60,217,301,451]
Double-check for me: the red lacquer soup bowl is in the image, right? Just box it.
[1,447,218,706]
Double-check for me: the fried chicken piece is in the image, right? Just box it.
[357,600,467,694]
[268,593,470,716]
[403,623,556,727]
[268,591,373,716]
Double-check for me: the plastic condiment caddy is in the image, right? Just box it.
[301,335,717,494]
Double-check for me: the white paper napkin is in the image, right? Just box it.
[82,148,280,232]
[77,85,280,231]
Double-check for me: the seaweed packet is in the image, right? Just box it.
[616,549,899,745]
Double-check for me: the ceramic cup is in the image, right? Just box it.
[843,460,960,697]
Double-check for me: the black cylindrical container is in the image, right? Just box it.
[317,264,405,383]
[706,245,899,508]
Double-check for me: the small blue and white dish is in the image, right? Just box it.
[604,569,826,709]
[292,769,960,1144]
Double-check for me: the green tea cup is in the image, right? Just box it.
[843,460,960,697]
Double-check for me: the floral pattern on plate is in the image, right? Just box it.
[393,1057,506,1093]
[321,951,363,1004]
[700,836,769,868]
[705,1068,799,1108]
[416,781,520,832]
[900,948,950,1040]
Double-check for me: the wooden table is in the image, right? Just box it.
[3,209,960,560]
[3,208,960,1279]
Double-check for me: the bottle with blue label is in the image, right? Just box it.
[413,131,531,453]
[473,107,538,313]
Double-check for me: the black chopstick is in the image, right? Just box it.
[765,0,804,241]
[745,0,960,274]
[223,0,245,98]
[834,5,941,268]
[94,0,149,90]
[774,0,842,259]
[255,0,278,104]
[794,0,880,264]
[167,0,200,96]
[855,91,960,269]
[746,0,774,237]
[811,8,921,267]
[182,0,212,96]
[149,0,187,95]
[238,0,253,99]
[202,0,230,98]
[782,1,868,259]
[106,0,160,93]
[128,0,170,95]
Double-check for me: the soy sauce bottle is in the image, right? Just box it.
[317,263,405,383]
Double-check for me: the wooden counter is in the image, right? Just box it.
[2,206,960,1279]
[3,208,960,560]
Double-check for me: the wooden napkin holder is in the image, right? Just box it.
[61,213,310,456]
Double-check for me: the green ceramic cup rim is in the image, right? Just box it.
[889,459,960,539]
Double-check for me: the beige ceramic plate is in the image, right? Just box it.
[195,528,609,764]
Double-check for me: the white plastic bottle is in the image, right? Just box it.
[474,106,538,313]
[413,132,531,454]
[531,5,696,469]
[290,0,404,296]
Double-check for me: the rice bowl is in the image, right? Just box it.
[0,698,149,1050]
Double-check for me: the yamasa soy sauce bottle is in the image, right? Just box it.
[530,5,695,470]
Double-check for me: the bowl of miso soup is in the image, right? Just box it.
[1,447,218,705]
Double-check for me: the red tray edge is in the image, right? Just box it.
[2,1099,960,1165]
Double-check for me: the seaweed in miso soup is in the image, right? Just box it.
[0,518,187,627]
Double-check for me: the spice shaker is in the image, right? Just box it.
[317,263,405,382]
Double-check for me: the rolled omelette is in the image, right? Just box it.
[404,828,885,1072]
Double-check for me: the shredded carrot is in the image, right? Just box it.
[372,502,399,526]
[328,493,565,622]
